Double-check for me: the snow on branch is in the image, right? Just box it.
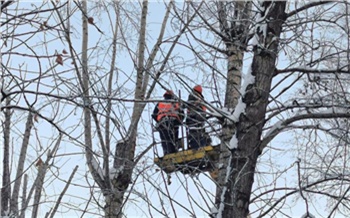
[203,102,231,120]
[229,63,256,123]
[90,156,104,179]
[109,166,124,179]
[229,133,238,150]
[261,120,286,148]
[216,155,233,218]
[248,1,275,49]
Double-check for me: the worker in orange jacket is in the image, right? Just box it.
[152,90,184,155]
[186,85,211,149]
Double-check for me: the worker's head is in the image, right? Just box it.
[193,85,203,98]
[163,90,174,99]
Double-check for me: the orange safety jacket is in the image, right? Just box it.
[156,102,180,122]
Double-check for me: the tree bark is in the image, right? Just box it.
[218,2,287,217]
[31,162,49,218]
[1,98,11,216]
[216,44,244,205]
[215,0,251,213]
[19,174,27,218]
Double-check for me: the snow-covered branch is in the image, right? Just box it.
[90,157,104,179]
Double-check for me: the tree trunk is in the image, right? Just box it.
[80,0,108,214]
[216,45,244,202]
[10,112,33,215]
[31,163,49,218]
[102,138,136,218]
[215,0,250,213]
[218,2,287,217]
[1,98,11,216]
[105,2,148,217]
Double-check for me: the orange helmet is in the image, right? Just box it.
[163,90,174,97]
[193,85,202,94]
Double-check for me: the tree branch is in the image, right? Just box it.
[48,165,79,218]
[260,112,350,151]
[10,112,33,215]
[286,1,334,18]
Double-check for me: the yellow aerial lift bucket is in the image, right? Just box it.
[154,145,220,175]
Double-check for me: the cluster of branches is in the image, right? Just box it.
[1,1,350,218]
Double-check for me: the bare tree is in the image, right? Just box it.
[53,1,203,217]
[172,1,350,217]
[2,1,350,218]
[1,1,82,217]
